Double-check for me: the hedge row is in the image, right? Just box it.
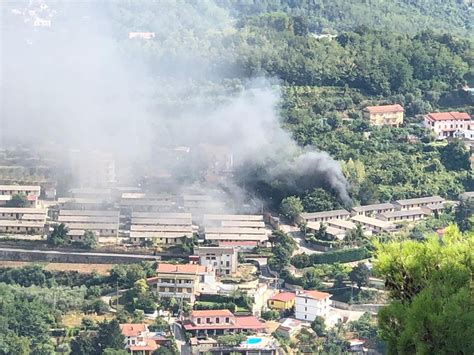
[291,248,371,268]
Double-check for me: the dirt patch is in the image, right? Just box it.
[61,312,113,327]
[0,260,113,275]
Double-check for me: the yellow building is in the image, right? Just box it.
[268,292,296,310]
[363,104,404,127]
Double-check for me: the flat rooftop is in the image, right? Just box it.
[204,227,267,235]
[395,196,444,206]
[132,212,192,219]
[380,209,430,218]
[221,221,266,228]
[59,210,119,217]
[351,203,395,213]
[0,220,44,227]
[64,223,118,230]
[300,209,350,220]
[351,215,395,229]
[132,218,192,226]
[131,225,193,233]
[58,215,118,223]
[203,214,264,221]
[0,207,47,214]
[0,185,40,191]
[326,219,357,230]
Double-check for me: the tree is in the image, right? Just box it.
[96,319,125,352]
[7,193,28,208]
[374,225,474,354]
[454,198,473,232]
[216,333,246,347]
[345,223,365,246]
[102,349,128,355]
[149,317,169,332]
[349,263,370,290]
[280,196,303,222]
[80,231,98,249]
[261,309,280,321]
[440,139,470,171]
[133,279,149,296]
[47,223,69,246]
[70,333,97,355]
[311,316,326,336]
[302,188,340,212]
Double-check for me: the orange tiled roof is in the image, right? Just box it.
[120,323,147,337]
[364,104,404,113]
[191,309,233,317]
[129,339,158,351]
[269,292,295,303]
[425,112,471,121]
[156,263,207,274]
[300,290,331,300]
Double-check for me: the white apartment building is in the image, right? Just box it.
[295,290,331,322]
[424,112,471,139]
[193,246,238,276]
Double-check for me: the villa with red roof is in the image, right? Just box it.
[267,292,296,310]
[120,323,158,354]
[181,309,266,337]
[424,111,472,139]
[363,104,404,127]
[295,290,332,322]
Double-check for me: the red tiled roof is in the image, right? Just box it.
[425,112,471,121]
[129,339,158,351]
[234,316,266,329]
[269,292,295,303]
[182,315,265,331]
[364,104,404,113]
[156,263,207,274]
[300,290,331,300]
[191,309,233,317]
[120,323,147,337]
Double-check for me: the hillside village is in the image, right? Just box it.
[1,0,473,354]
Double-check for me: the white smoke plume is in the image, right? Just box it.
[0,0,350,206]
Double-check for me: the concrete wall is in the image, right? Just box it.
[0,248,159,264]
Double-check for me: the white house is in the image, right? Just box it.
[424,112,471,139]
[295,290,331,322]
[119,323,158,354]
[193,246,238,276]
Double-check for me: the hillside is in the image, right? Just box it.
[219,0,473,36]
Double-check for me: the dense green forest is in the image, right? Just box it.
[101,0,473,209]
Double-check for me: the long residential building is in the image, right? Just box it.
[182,309,266,337]
[58,210,119,240]
[378,208,430,223]
[130,212,193,245]
[0,220,45,234]
[148,263,217,303]
[0,207,47,222]
[394,196,444,210]
[351,215,396,234]
[0,185,41,207]
[351,203,396,217]
[298,209,351,223]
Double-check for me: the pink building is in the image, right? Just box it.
[424,112,472,139]
[182,309,266,337]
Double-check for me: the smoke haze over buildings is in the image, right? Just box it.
[1,0,350,205]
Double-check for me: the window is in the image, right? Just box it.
[305,298,307,304]
[225,317,230,323]
[197,318,201,324]
[206,318,211,324]
[226,261,230,266]
[216,318,220,323]
[305,307,307,311]
[304,315,307,320]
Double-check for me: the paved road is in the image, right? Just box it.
[0,247,160,259]
[171,321,190,355]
